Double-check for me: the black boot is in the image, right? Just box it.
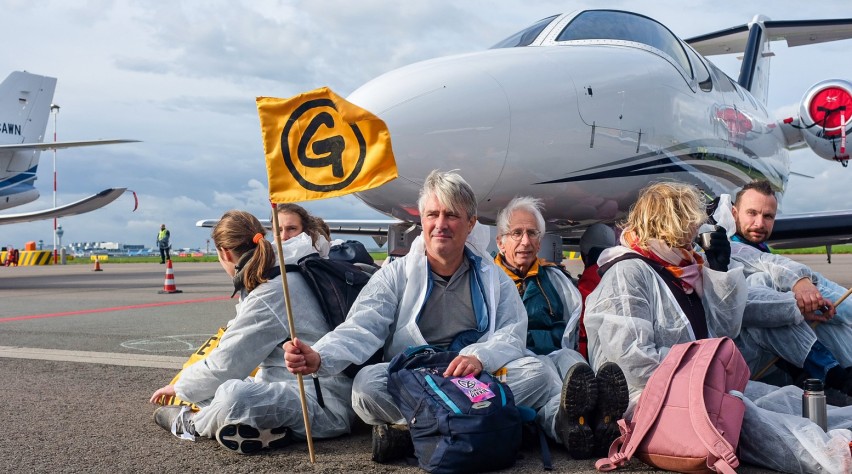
[371,424,414,463]
[593,362,629,457]
[556,363,597,459]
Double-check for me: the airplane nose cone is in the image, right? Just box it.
[348,53,511,220]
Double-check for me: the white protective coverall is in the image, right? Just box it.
[526,266,590,441]
[175,233,354,439]
[731,242,852,371]
[585,246,852,474]
[311,223,552,425]
[713,194,852,369]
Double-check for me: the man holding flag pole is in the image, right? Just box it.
[283,167,554,465]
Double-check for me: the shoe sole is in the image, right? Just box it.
[594,362,629,456]
[216,424,291,455]
[559,363,597,460]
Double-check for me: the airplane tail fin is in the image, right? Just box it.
[0,71,57,145]
[0,71,57,176]
[687,17,852,106]
[737,17,772,106]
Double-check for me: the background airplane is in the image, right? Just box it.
[0,71,138,225]
[330,10,852,254]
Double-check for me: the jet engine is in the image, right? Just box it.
[795,79,852,163]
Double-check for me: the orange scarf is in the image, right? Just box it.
[621,229,704,294]
[495,254,559,294]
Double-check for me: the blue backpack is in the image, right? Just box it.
[387,346,523,474]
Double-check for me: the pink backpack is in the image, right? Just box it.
[595,337,750,474]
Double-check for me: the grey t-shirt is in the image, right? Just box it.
[417,258,477,348]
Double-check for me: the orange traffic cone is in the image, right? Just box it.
[93,258,103,272]
[158,260,183,294]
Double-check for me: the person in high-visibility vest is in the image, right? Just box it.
[157,224,171,264]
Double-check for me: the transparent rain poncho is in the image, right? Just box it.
[585,245,852,473]
[178,233,355,439]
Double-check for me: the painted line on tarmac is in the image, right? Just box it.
[0,346,184,369]
[0,296,232,323]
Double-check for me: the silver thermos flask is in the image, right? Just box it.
[802,378,828,431]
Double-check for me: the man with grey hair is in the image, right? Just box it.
[284,170,552,464]
[494,196,628,459]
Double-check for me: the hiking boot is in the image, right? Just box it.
[556,362,597,460]
[216,423,293,455]
[371,423,414,463]
[593,362,629,457]
[153,406,196,438]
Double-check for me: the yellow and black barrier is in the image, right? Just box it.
[0,250,54,266]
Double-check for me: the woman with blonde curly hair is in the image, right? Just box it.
[585,181,852,473]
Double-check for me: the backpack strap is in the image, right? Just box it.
[688,338,740,473]
[599,253,708,339]
[595,341,697,472]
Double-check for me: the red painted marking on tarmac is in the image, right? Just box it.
[0,296,232,323]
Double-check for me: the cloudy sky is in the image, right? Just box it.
[1,0,852,251]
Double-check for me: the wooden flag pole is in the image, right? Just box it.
[751,285,852,381]
[271,208,316,462]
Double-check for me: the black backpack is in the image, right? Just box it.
[285,253,371,328]
[284,253,380,377]
[387,346,523,474]
[328,239,378,268]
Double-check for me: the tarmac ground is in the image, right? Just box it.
[1,254,849,473]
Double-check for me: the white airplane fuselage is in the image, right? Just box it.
[349,39,788,232]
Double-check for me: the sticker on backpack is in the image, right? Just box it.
[450,374,495,403]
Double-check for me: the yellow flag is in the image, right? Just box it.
[257,88,397,202]
[160,327,259,411]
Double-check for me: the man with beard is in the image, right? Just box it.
[726,180,852,399]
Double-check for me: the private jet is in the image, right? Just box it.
[345,9,852,254]
[203,10,852,257]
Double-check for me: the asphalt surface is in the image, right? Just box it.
[2,255,849,473]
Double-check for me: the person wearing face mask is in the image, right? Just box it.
[275,203,332,257]
[149,210,355,454]
[494,196,629,460]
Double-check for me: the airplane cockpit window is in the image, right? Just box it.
[685,45,712,92]
[555,10,691,75]
[491,15,558,49]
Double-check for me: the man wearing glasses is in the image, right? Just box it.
[494,197,629,460]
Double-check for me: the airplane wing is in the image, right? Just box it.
[768,210,852,249]
[197,218,399,248]
[0,139,140,151]
[686,18,852,56]
[197,218,398,234]
[0,188,128,225]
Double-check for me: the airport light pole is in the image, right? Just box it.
[50,103,60,264]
